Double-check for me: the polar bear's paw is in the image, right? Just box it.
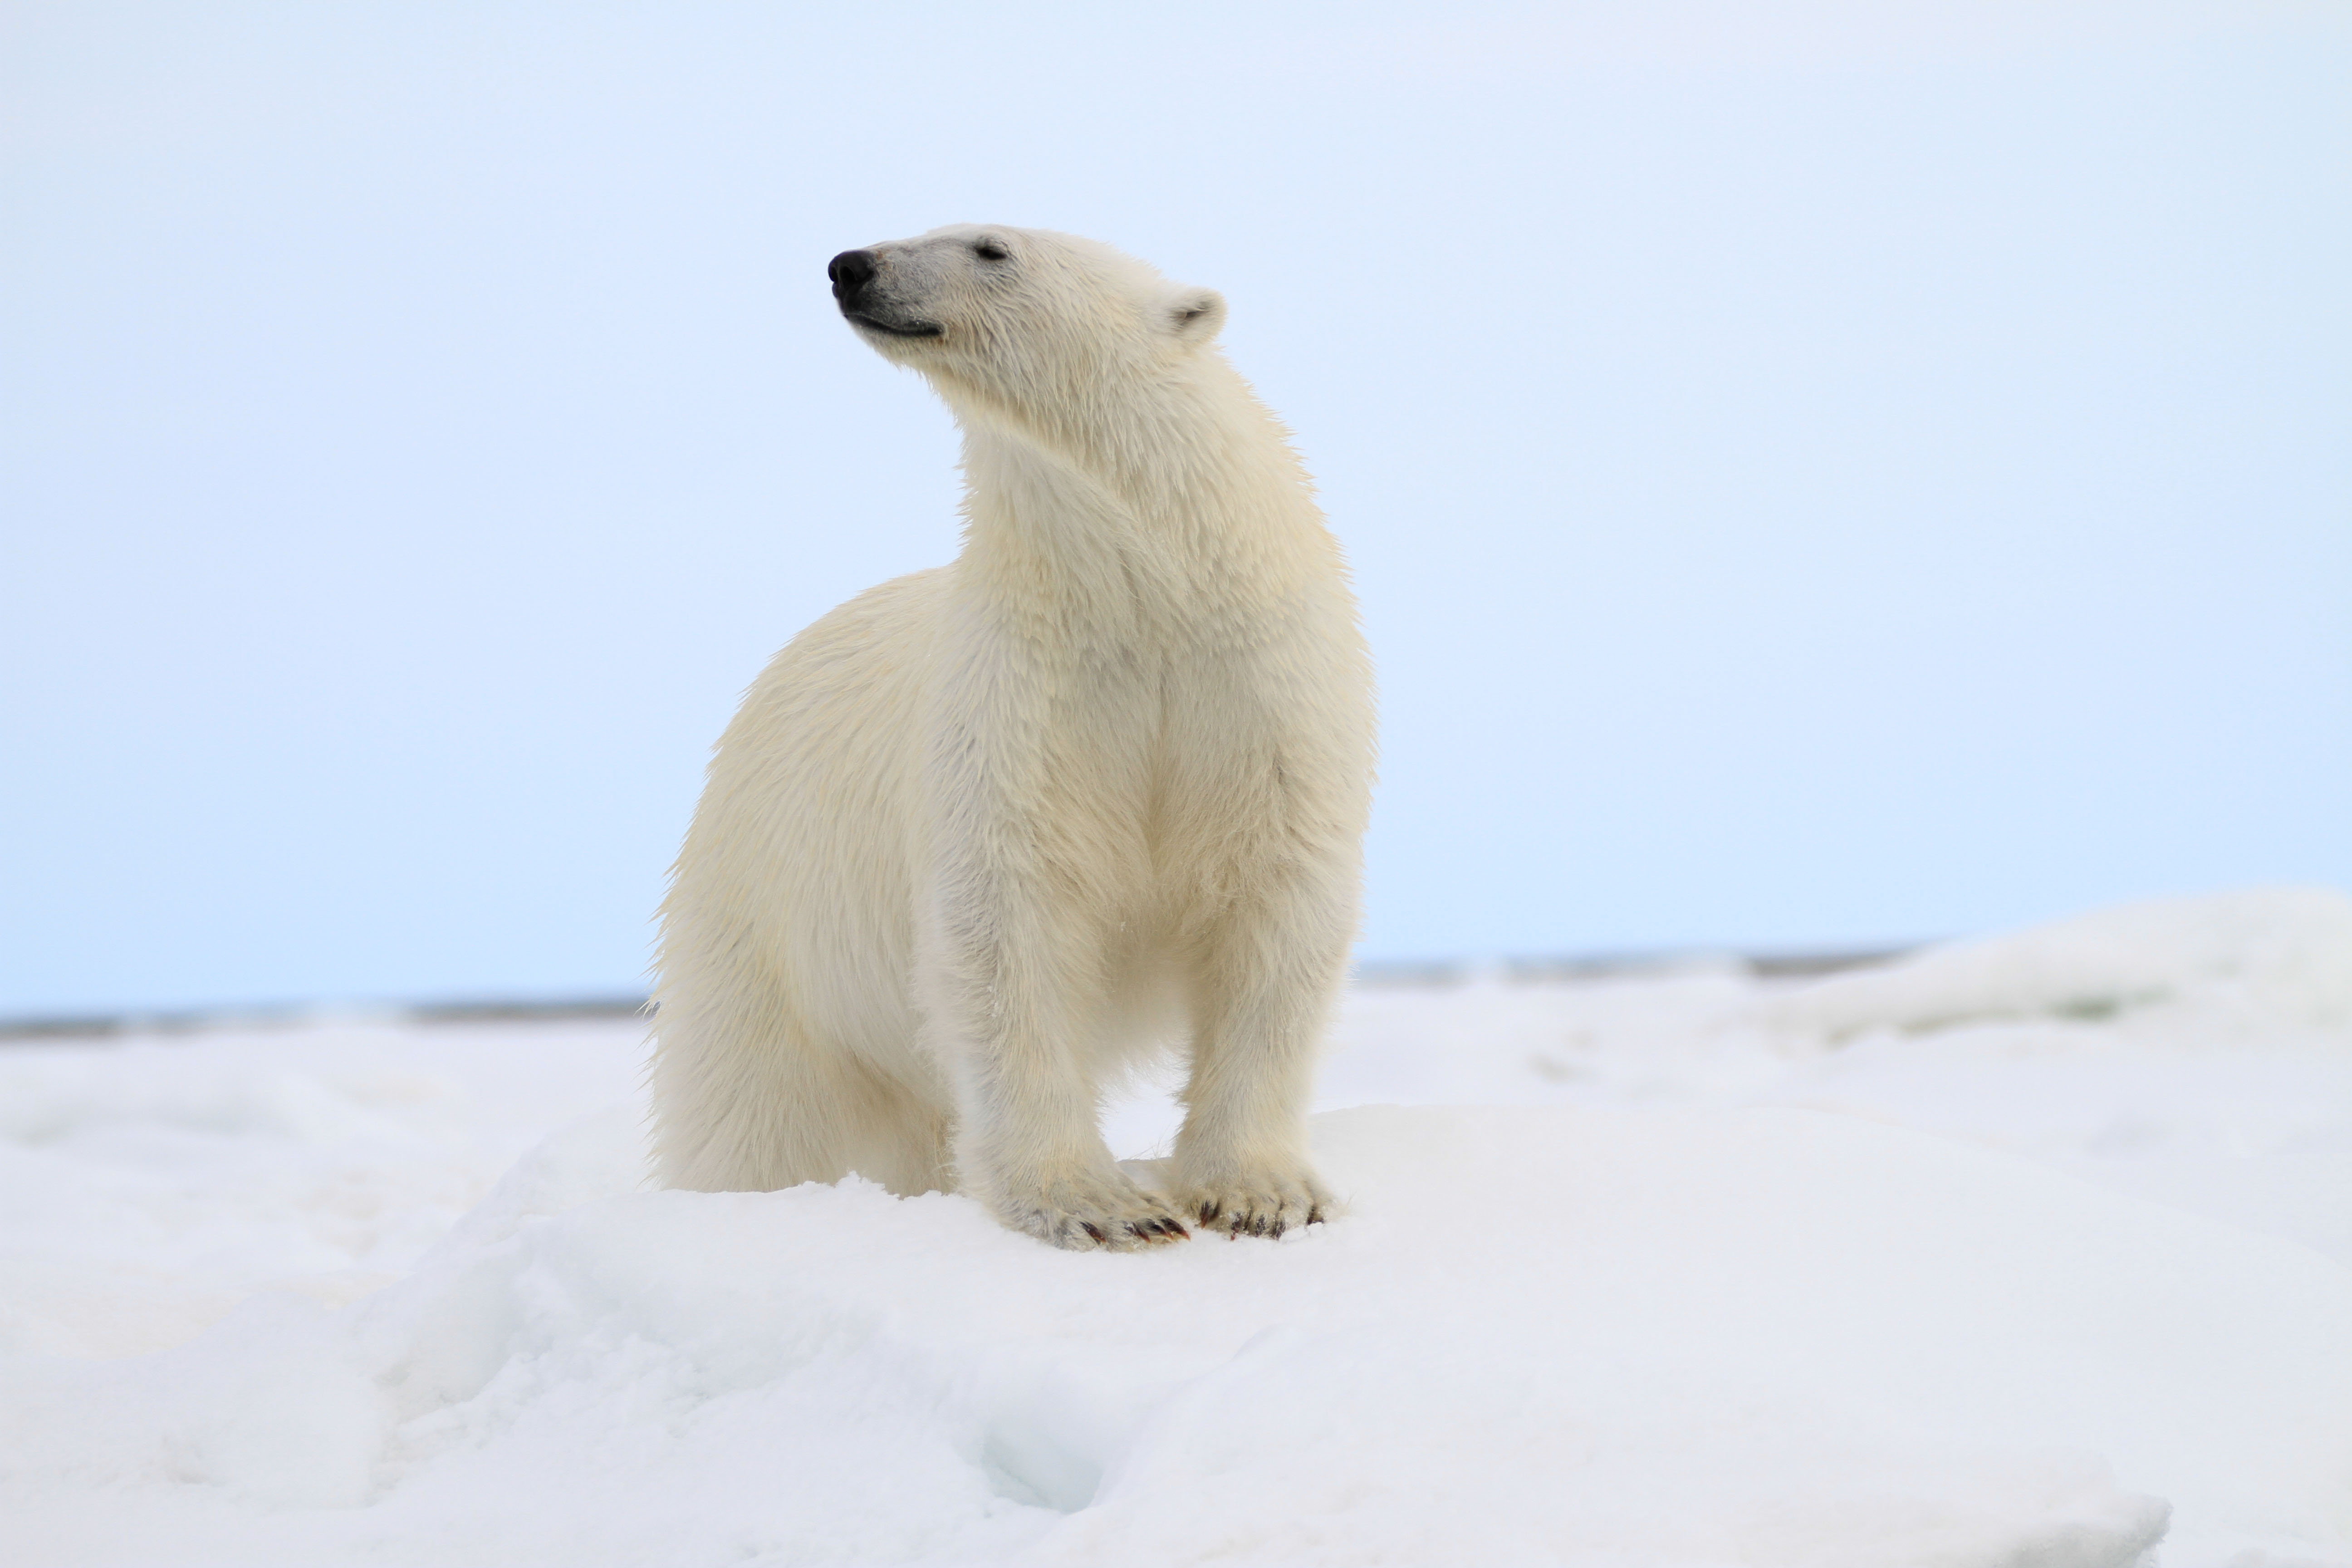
[1001,1169,1192,1252]
[1175,1165,1335,1240]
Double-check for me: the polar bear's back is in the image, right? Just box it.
[655,568,949,1158]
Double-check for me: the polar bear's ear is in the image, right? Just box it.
[1166,288,1227,346]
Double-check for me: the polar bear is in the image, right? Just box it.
[649,225,1375,1250]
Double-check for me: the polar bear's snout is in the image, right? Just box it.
[829,247,942,340]
[826,248,875,301]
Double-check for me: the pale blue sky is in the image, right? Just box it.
[5,1,2347,1013]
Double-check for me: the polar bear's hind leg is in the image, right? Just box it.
[651,988,946,1197]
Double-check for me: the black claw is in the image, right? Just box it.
[1080,1221,1108,1245]
[1306,1205,1325,1226]
[1246,1214,1269,1237]
[1198,1200,1222,1224]
[1268,1217,1287,1239]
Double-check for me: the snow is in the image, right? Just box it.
[4,889,2350,1567]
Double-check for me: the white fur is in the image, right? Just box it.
[650,226,1375,1250]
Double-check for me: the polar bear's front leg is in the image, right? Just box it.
[1171,865,1351,1238]
[919,882,1190,1252]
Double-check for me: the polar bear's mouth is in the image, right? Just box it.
[845,310,945,340]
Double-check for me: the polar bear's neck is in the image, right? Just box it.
[946,357,1335,632]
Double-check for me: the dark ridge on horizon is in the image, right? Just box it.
[0,947,1916,1043]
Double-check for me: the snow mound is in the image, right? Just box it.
[1764,886,2352,1044]
[7,1102,2348,1566]
[0,1023,642,1360]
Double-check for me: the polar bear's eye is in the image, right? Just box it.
[973,240,1010,262]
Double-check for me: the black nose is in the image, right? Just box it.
[828,249,876,304]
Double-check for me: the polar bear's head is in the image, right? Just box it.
[827,226,1227,412]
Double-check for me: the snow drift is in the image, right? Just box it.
[4,888,2351,1567]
